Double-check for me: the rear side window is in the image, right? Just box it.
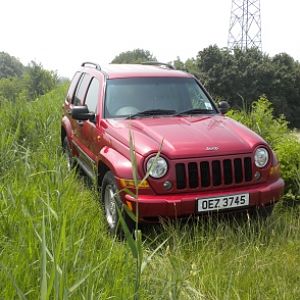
[73,74,92,105]
[85,78,100,113]
[66,72,81,102]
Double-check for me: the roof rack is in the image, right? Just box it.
[81,62,101,70]
[141,61,175,70]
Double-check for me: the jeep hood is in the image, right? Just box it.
[105,115,267,159]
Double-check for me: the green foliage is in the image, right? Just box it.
[173,45,300,128]
[228,96,300,199]
[0,55,299,298]
[0,51,24,78]
[0,77,22,101]
[275,137,300,193]
[0,84,300,299]
[111,49,157,64]
[0,85,134,299]
[0,57,58,103]
[173,56,186,70]
[227,96,289,148]
[23,61,58,99]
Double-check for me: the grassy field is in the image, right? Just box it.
[0,86,299,299]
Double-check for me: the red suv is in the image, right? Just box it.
[62,62,284,232]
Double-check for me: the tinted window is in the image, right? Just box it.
[104,77,216,118]
[66,72,81,102]
[85,78,100,113]
[73,74,92,105]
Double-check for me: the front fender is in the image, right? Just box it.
[98,146,134,179]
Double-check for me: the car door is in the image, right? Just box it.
[83,75,107,160]
[70,73,93,165]
[80,77,101,160]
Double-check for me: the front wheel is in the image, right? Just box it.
[101,171,134,235]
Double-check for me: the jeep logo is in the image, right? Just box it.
[205,146,219,151]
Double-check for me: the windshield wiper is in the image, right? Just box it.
[126,109,176,119]
[175,108,215,116]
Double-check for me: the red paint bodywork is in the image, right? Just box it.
[62,64,284,221]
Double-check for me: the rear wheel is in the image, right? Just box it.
[62,136,76,170]
[101,171,134,235]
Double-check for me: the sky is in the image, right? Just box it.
[1,0,300,78]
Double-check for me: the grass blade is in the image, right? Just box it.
[40,210,47,300]
[141,237,170,273]
[46,215,66,299]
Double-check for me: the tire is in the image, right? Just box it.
[62,136,76,170]
[101,171,135,235]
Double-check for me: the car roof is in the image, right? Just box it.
[81,63,193,79]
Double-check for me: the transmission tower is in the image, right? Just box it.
[228,0,262,50]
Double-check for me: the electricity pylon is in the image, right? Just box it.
[228,0,262,50]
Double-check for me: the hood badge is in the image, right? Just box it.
[205,146,219,151]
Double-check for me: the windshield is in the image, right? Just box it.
[104,77,217,118]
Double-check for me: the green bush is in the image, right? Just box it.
[275,137,300,194]
[228,97,300,200]
[227,97,289,148]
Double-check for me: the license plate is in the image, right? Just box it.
[197,193,249,212]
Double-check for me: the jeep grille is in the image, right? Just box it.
[175,157,253,190]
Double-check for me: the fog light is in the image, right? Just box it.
[163,181,172,190]
[254,171,261,181]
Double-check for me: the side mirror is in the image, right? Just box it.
[218,101,230,114]
[70,106,95,121]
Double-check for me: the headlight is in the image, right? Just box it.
[146,156,168,178]
[254,148,269,168]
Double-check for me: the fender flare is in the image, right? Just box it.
[61,116,80,157]
[61,116,73,141]
[97,146,133,180]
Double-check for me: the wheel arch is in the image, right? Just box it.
[61,116,73,145]
[97,147,133,187]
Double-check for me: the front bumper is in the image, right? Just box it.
[123,178,284,221]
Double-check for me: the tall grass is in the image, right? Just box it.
[0,88,299,299]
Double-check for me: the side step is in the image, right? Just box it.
[74,157,96,181]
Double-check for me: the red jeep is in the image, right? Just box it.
[62,62,284,232]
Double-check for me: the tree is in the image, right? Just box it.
[111,49,157,64]
[173,56,186,70]
[0,52,24,78]
[191,45,300,127]
[269,53,300,127]
[23,61,58,99]
[196,45,238,103]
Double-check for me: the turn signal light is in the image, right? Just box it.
[269,164,280,177]
[119,178,150,189]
